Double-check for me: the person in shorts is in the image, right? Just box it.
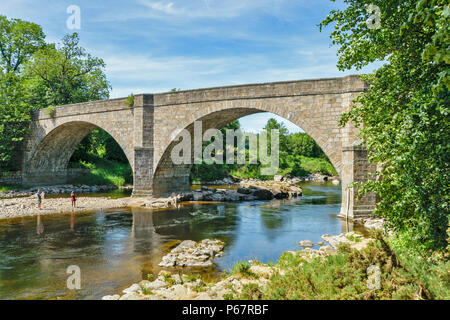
[71,191,76,208]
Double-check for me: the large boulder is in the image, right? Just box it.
[158,239,224,268]
[252,188,274,200]
[237,187,252,194]
[299,240,314,248]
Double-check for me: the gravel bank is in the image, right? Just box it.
[0,195,131,220]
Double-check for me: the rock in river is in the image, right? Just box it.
[159,239,224,268]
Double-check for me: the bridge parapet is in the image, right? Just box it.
[152,75,367,107]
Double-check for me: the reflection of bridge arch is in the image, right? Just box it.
[17,76,375,219]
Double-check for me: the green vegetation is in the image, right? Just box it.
[229,233,449,300]
[125,93,134,107]
[24,32,110,107]
[68,128,132,187]
[0,16,110,173]
[228,261,256,278]
[182,274,201,283]
[44,106,55,117]
[0,184,21,192]
[141,287,153,296]
[191,118,337,183]
[0,72,32,171]
[69,159,132,187]
[320,0,449,252]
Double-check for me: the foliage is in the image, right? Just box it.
[44,105,55,117]
[191,118,337,182]
[70,128,129,164]
[286,133,327,159]
[68,128,132,188]
[24,33,110,107]
[0,15,45,73]
[125,93,134,107]
[0,15,112,172]
[231,235,449,300]
[0,184,21,192]
[0,16,45,171]
[0,72,32,171]
[228,261,255,278]
[320,0,450,251]
[68,158,132,187]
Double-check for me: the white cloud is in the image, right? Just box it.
[103,52,331,98]
[95,0,305,22]
[145,1,176,15]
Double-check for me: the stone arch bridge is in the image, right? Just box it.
[16,75,375,219]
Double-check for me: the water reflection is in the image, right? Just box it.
[70,212,75,231]
[0,182,363,300]
[36,214,44,235]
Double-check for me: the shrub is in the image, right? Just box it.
[45,106,56,117]
[125,93,134,107]
[231,235,449,300]
[228,261,255,277]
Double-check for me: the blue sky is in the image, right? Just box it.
[1,0,381,133]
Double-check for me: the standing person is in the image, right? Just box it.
[71,191,76,208]
[36,189,42,209]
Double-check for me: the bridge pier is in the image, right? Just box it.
[339,145,377,220]
[131,148,154,197]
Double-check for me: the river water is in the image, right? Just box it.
[0,182,360,300]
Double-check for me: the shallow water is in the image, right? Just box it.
[0,182,360,300]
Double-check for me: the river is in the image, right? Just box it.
[0,182,361,300]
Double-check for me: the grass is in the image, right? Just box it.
[346,234,362,243]
[141,287,153,295]
[298,156,338,176]
[0,184,22,192]
[228,261,256,278]
[228,232,450,300]
[68,159,132,187]
[182,274,201,283]
[163,274,176,286]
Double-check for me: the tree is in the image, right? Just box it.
[263,118,289,151]
[320,0,449,251]
[25,33,110,107]
[0,16,44,171]
[70,128,129,164]
[287,133,326,158]
[0,15,45,73]
[0,71,32,171]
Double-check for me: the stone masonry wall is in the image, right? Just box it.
[16,75,373,218]
[151,75,367,196]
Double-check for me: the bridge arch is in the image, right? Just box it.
[23,120,133,185]
[152,102,343,197]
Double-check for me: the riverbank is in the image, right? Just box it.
[0,184,119,199]
[103,219,449,300]
[101,228,379,300]
[0,195,130,219]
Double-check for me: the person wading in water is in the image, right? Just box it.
[71,191,77,208]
